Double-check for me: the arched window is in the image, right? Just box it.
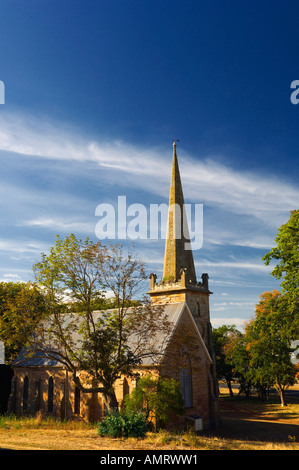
[23,376,29,412]
[74,386,80,414]
[48,377,54,413]
[180,367,192,408]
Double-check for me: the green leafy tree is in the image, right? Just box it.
[223,328,252,398]
[0,282,24,315]
[212,325,240,397]
[0,281,46,363]
[30,234,171,412]
[262,209,299,309]
[245,290,297,406]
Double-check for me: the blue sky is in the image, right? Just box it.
[0,1,298,330]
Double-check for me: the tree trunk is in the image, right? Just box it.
[104,391,119,412]
[226,379,234,397]
[276,384,287,407]
[257,385,267,402]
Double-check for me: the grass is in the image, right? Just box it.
[0,412,94,430]
[0,410,298,450]
[0,386,298,450]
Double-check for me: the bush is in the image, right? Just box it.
[124,375,184,430]
[97,410,147,438]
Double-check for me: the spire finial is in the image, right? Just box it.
[173,139,179,149]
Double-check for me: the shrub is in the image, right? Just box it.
[97,410,147,438]
[124,375,184,430]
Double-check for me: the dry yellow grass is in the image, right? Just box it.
[0,427,297,451]
[0,410,298,451]
[0,384,298,451]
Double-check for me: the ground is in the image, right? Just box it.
[0,384,298,451]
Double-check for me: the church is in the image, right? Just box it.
[8,143,220,430]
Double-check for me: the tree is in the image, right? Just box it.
[0,281,46,363]
[223,328,252,398]
[262,210,299,309]
[0,282,24,316]
[212,325,239,397]
[29,234,171,412]
[245,290,297,406]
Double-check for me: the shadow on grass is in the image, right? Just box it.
[213,417,299,444]
[211,395,299,444]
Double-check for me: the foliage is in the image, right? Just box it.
[262,209,299,309]
[221,211,299,405]
[26,234,171,412]
[245,290,297,406]
[0,281,46,362]
[124,375,184,429]
[97,410,147,438]
[221,290,298,405]
[222,328,252,398]
[212,325,239,396]
[259,211,299,404]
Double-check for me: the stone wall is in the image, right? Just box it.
[159,308,213,429]
[10,366,154,422]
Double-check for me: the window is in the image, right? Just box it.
[48,377,54,413]
[23,376,29,412]
[180,367,192,408]
[74,386,80,414]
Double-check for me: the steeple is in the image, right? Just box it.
[148,141,211,304]
[162,142,197,284]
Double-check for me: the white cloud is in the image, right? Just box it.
[0,111,297,226]
[141,255,271,274]
[1,273,22,281]
[196,259,272,272]
[211,317,247,330]
[21,217,94,234]
[213,301,255,307]
[0,270,30,283]
[0,239,48,254]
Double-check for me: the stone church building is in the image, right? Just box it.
[8,143,220,429]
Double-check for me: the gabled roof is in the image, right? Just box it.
[12,302,212,368]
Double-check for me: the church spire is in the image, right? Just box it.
[162,142,197,283]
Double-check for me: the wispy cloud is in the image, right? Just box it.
[0,273,23,282]
[210,317,247,330]
[0,239,48,254]
[0,110,297,226]
[21,217,94,234]
[144,255,272,273]
[196,260,272,271]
